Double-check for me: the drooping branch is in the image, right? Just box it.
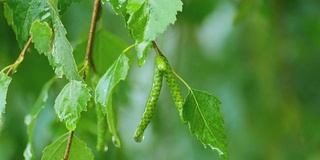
[63,0,102,159]
[84,0,101,78]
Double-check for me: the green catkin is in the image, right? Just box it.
[96,104,107,151]
[161,56,185,123]
[133,56,164,142]
[155,55,167,71]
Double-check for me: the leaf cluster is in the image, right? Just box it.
[0,0,229,159]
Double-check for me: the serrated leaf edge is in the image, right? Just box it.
[188,89,226,157]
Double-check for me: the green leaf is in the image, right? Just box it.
[183,89,228,160]
[42,132,94,160]
[95,53,129,147]
[47,0,81,81]
[0,72,12,125]
[30,20,52,55]
[4,0,50,48]
[126,0,183,66]
[30,20,54,66]
[107,0,128,14]
[23,77,56,160]
[54,80,91,131]
[95,53,129,107]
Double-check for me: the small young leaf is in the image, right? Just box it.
[183,89,228,160]
[125,0,183,66]
[95,53,129,147]
[30,20,54,66]
[24,77,56,160]
[47,0,81,81]
[42,132,94,160]
[30,20,52,55]
[54,80,91,131]
[0,72,12,125]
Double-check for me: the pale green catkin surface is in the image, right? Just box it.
[133,56,164,142]
[162,56,184,121]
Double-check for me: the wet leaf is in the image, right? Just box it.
[30,20,54,66]
[107,0,128,14]
[95,53,129,147]
[95,53,129,108]
[0,72,12,125]
[125,0,183,66]
[23,77,56,160]
[183,89,228,160]
[54,80,91,131]
[47,0,81,80]
[4,0,50,48]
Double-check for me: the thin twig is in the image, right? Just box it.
[21,37,32,57]
[152,41,164,56]
[63,1,101,158]
[85,0,101,75]
[6,37,32,76]
[63,131,74,160]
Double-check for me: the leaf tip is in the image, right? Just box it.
[136,41,152,66]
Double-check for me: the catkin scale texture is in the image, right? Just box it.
[162,57,184,113]
[96,105,106,151]
[133,58,164,142]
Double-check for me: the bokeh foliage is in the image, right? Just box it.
[1,0,320,159]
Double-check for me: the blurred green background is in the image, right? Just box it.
[1,0,320,159]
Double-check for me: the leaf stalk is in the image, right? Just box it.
[63,131,74,160]
[171,69,191,91]
[152,41,164,56]
[0,37,32,76]
[123,44,136,54]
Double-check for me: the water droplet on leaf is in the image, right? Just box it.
[112,136,120,148]
[104,146,109,152]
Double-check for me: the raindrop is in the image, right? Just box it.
[24,115,32,125]
[40,12,51,21]
[112,136,120,148]
[104,146,109,152]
